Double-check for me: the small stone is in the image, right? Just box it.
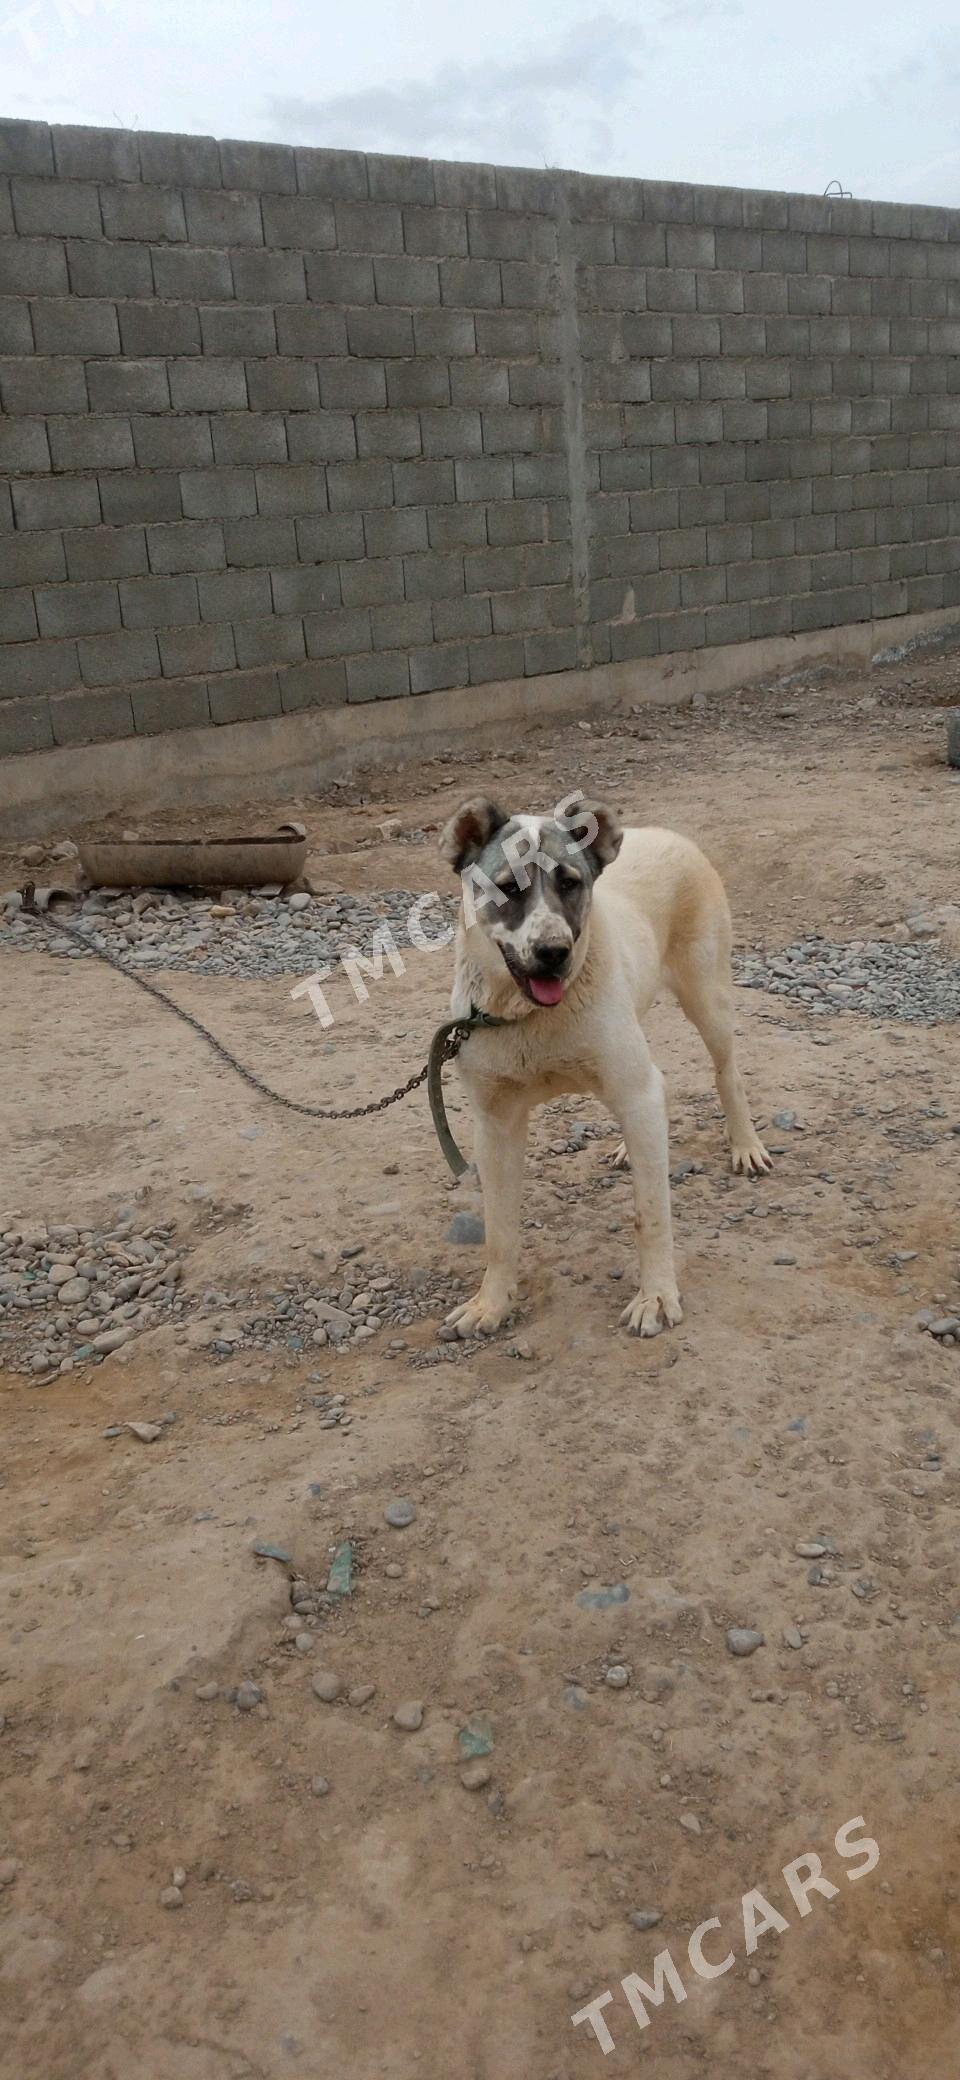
[171,1866,187,1888]
[929,1317,960,1339]
[253,1539,293,1563]
[392,1700,424,1731]
[0,1858,19,1887]
[195,1681,219,1702]
[446,1211,485,1245]
[312,1670,341,1702]
[629,1910,663,1932]
[235,1680,262,1712]
[94,1327,132,1354]
[460,1761,491,1791]
[772,1111,798,1130]
[160,1886,184,1910]
[727,1627,764,1657]
[678,1812,701,1836]
[384,1498,416,1528]
[288,892,311,911]
[125,1420,162,1443]
[747,1966,761,1988]
[604,1664,630,1688]
[295,1633,314,1654]
[348,1683,376,1707]
[311,1775,331,1798]
[795,1541,827,1559]
[385,1561,403,1579]
[58,1277,90,1304]
[773,1254,797,1266]
[783,1627,804,1651]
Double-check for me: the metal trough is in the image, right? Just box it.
[76,824,308,890]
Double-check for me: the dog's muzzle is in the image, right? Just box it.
[501,942,572,1006]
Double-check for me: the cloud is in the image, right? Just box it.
[266,14,642,169]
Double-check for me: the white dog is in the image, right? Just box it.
[439,795,770,1339]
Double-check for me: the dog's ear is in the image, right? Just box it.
[569,799,623,877]
[439,797,510,873]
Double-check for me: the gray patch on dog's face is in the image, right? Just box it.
[474,815,597,984]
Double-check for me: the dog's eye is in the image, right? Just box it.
[494,875,515,894]
[556,868,581,893]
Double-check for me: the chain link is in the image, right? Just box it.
[19,890,466,1122]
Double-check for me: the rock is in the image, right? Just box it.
[458,1714,494,1759]
[172,1866,187,1888]
[446,1211,485,1245]
[392,1700,424,1731]
[772,1110,798,1130]
[326,1541,353,1596]
[312,1671,341,1703]
[348,1683,376,1707]
[253,1539,293,1563]
[576,1582,629,1610]
[928,1317,960,1339]
[125,1421,162,1443]
[160,1886,184,1909]
[629,1909,663,1932]
[93,1327,132,1354]
[678,1812,702,1836]
[795,1541,827,1559]
[783,1627,804,1651]
[384,1498,416,1528]
[604,1664,631,1688]
[295,1633,314,1654]
[0,1858,19,1887]
[460,1761,491,1791]
[288,893,311,911]
[58,1277,90,1304]
[235,1681,262,1712]
[727,1627,764,1657]
[311,1775,331,1797]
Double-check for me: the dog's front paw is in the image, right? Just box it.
[730,1134,772,1176]
[446,1287,513,1338]
[620,1284,683,1338]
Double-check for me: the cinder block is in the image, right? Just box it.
[361,507,427,557]
[657,608,707,652]
[509,364,564,406]
[199,303,276,355]
[65,238,151,297]
[495,167,556,214]
[132,415,213,467]
[523,629,577,675]
[138,132,221,189]
[152,244,233,300]
[287,412,357,463]
[404,206,468,257]
[220,139,296,192]
[427,503,487,549]
[0,119,53,178]
[168,358,248,411]
[613,222,666,268]
[182,469,255,521]
[499,260,553,309]
[0,696,55,756]
[512,455,565,497]
[645,268,696,313]
[198,569,272,622]
[209,673,280,732]
[12,476,100,530]
[434,161,497,210]
[0,588,38,641]
[393,458,456,506]
[257,463,332,515]
[120,573,199,629]
[340,557,404,607]
[353,411,420,461]
[403,550,464,600]
[433,594,493,641]
[234,615,305,668]
[304,606,372,657]
[373,254,440,305]
[279,658,348,711]
[77,628,161,685]
[224,515,297,566]
[0,531,66,586]
[0,236,67,296]
[246,360,318,411]
[571,220,616,263]
[467,211,556,262]
[0,416,50,472]
[146,520,225,575]
[409,641,468,693]
[467,634,524,683]
[491,583,560,632]
[100,471,183,524]
[0,296,33,353]
[369,599,433,649]
[47,686,134,744]
[272,564,342,615]
[386,360,451,408]
[132,674,212,733]
[294,147,368,200]
[0,635,79,699]
[414,308,476,356]
[50,124,137,182]
[608,619,660,662]
[157,626,235,676]
[87,358,170,412]
[295,509,364,562]
[318,358,387,410]
[464,543,526,592]
[12,176,100,238]
[346,307,414,357]
[261,194,336,250]
[440,257,502,308]
[480,407,540,455]
[346,651,411,701]
[101,183,186,242]
[184,189,263,246]
[232,248,306,302]
[653,447,704,489]
[32,296,120,354]
[31,577,117,644]
[621,313,672,356]
[748,596,794,639]
[743,271,788,314]
[274,305,347,356]
[303,252,375,307]
[46,415,132,472]
[334,199,403,254]
[418,407,482,459]
[119,300,201,355]
[367,154,436,207]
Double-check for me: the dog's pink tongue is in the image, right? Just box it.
[528,976,565,1006]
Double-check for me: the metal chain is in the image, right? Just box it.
[19,889,466,1122]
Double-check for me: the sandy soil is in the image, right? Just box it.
[2,644,960,2080]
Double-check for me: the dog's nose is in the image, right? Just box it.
[533,942,570,974]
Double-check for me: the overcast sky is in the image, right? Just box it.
[3,0,960,206]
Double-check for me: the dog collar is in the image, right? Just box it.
[427,1006,506,1178]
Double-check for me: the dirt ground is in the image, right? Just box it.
[2,643,960,2080]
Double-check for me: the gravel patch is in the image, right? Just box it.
[735,937,960,1024]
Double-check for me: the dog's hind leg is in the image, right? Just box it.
[601,1039,683,1338]
[666,911,771,1178]
[446,1090,530,1337]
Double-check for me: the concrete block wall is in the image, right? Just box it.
[2,117,960,760]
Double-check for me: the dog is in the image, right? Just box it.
[438,795,770,1340]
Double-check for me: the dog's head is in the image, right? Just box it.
[439,796,623,1007]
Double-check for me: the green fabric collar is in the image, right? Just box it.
[427,1006,507,1178]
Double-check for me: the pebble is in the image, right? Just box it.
[460,1761,491,1791]
[235,1681,262,1712]
[629,1910,663,1932]
[727,1627,765,1657]
[446,1211,485,1245]
[311,1775,331,1797]
[0,1858,19,1887]
[783,1627,804,1651]
[295,1633,314,1654]
[385,1562,403,1579]
[126,1420,162,1443]
[747,1966,762,1988]
[195,1681,219,1702]
[160,1885,184,1910]
[737,936,960,1026]
[384,1499,416,1528]
[348,1683,376,1707]
[604,1664,631,1688]
[392,1700,424,1731]
[312,1671,342,1703]
[678,1812,702,1836]
[795,1541,827,1559]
